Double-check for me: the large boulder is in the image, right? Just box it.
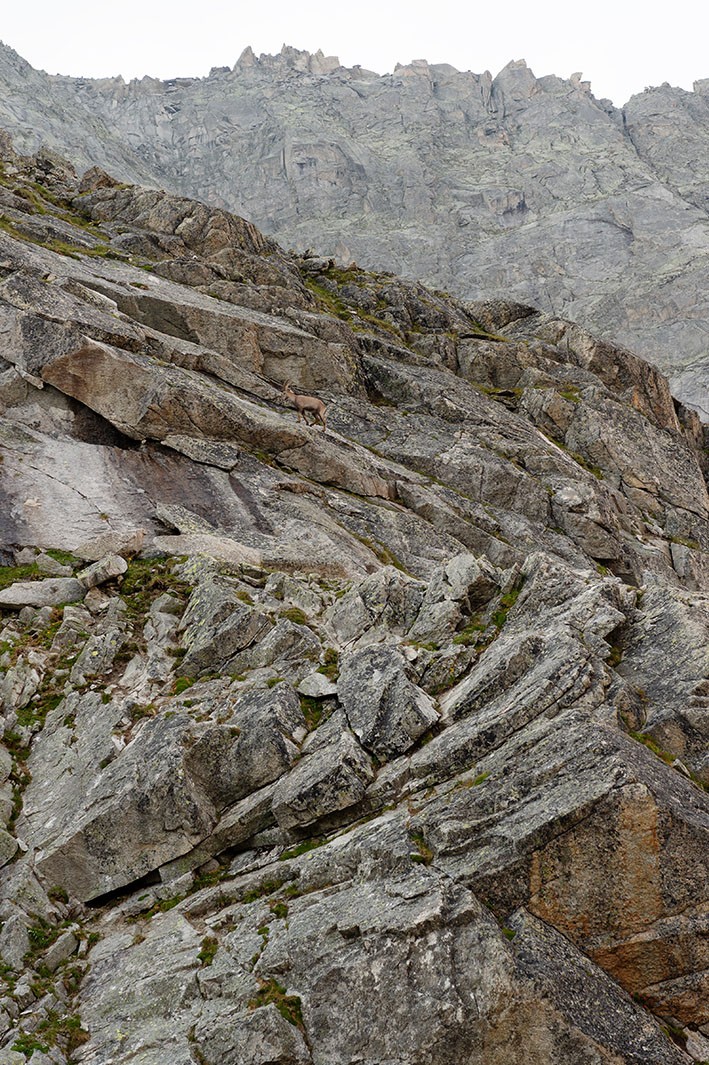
[0,577,84,607]
[338,645,439,758]
[272,724,374,830]
[183,684,305,810]
[32,711,219,901]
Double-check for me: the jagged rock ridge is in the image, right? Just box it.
[0,139,707,1064]
[1,42,709,414]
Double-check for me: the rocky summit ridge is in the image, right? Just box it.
[1,42,708,416]
[0,135,707,1064]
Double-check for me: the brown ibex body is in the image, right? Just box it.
[283,382,327,431]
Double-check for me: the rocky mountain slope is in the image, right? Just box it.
[0,136,708,1064]
[1,43,709,416]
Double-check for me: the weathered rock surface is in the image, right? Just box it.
[1,44,709,410]
[76,553,127,589]
[26,708,218,902]
[272,721,374,830]
[0,578,84,608]
[0,140,706,1065]
[338,645,438,757]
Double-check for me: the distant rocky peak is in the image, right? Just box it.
[0,42,708,413]
[234,43,342,77]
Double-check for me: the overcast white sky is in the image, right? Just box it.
[1,0,706,107]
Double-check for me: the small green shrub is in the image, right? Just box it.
[453,618,488,646]
[174,677,195,695]
[558,385,581,403]
[242,878,284,903]
[249,978,304,1030]
[0,561,41,591]
[627,729,675,766]
[37,1011,90,1053]
[408,829,433,865]
[12,1033,50,1056]
[317,647,339,680]
[197,935,219,967]
[26,918,60,953]
[299,695,331,731]
[279,838,324,862]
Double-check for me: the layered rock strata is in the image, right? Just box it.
[1,44,708,412]
[0,141,707,1064]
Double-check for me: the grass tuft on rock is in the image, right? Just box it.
[249,977,304,1030]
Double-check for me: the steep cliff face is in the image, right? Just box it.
[0,140,708,1064]
[1,43,708,415]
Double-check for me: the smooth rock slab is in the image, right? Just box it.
[0,577,84,607]
[77,913,202,1065]
[250,861,687,1065]
[228,619,321,675]
[34,712,219,901]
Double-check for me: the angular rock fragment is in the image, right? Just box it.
[184,684,305,810]
[297,672,338,698]
[338,645,439,758]
[228,618,321,676]
[272,728,374,830]
[179,575,272,675]
[76,553,128,589]
[159,782,279,881]
[35,552,72,576]
[194,1003,311,1065]
[31,712,219,901]
[408,551,499,643]
[326,566,425,647]
[0,912,30,970]
[163,433,241,470]
[0,653,43,714]
[75,528,146,561]
[0,828,18,868]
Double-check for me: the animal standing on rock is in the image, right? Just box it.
[283,381,327,431]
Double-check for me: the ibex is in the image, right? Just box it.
[283,382,327,431]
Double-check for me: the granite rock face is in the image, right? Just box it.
[0,44,708,411]
[0,143,707,1063]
